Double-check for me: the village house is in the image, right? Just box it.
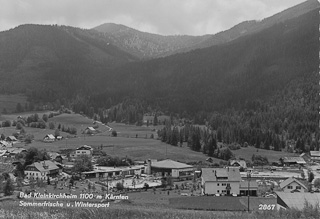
[75,145,93,157]
[6,136,17,142]
[279,177,307,193]
[83,127,97,135]
[230,160,247,170]
[25,160,61,180]
[43,134,55,142]
[281,157,306,166]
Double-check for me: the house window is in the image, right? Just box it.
[222,183,226,186]
[296,186,301,190]
[217,190,220,193]
[287,186,293,189]
[217,183,220,186]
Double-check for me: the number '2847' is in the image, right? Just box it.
[258,204,275,210]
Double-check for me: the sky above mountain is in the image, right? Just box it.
[0,0,306,35]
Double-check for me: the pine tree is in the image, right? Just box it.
[4,178,15,196]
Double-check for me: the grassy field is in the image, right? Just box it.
[0,94,28,114]
[232,147,294,163]
[1,113,209,162]
[1,198,320,219]
[1,112,295,163]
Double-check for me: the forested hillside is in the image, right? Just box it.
[0,24,136,101]
[0,3,318,154]
[93,23,211,59]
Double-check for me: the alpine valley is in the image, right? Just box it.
[0,0,319,152]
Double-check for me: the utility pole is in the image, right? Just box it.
[247,171,251,212]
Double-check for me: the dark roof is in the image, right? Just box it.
[76,145,92,150]
[27,160,59,172]
[202,167,241,182]
[230,160,247,168]
[276,192,320,210]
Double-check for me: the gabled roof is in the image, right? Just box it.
[151,159,193,169]
[279,177,307,190]
[276,192,320,210]
[86,127,96,131]
[47,152,61,159]
[0,150,7,156]
[76,145,93,150]
[0,141,11,147]
[44,134,55,139]
[27,160,59,172]
[6,136,17,141]
[202,167,241,182]
[230,160,247,168]
[6,147,27,154]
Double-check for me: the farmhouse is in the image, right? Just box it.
[0,140,12,148]
[276,192,320,210]
[6,136,17,142]
[25,160,61,180]
[5,147,27,157]
[310,151,320,162]
[147,159,193,179]
[201,167,241,196]
[279,177,307,193]
[83,127,97,134]
[75,145,93,157]
[43,134,55,142]
[230,160,247,170]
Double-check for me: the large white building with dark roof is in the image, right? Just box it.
[201,167,242,196]
[25,160,60,180]
[75,145,93,157]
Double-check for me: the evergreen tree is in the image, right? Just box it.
[4,178,14,196]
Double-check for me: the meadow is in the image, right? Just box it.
[1,199,320,219]
[231,147,294,163]
[1,112,295,163]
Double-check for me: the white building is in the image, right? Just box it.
[201,167,241,196]
[25,160,60,180]
[75,145,93,157]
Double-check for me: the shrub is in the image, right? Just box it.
[111,130,117,137]
[116,182,124,191]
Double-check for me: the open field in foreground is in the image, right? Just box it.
[1,199,320,219]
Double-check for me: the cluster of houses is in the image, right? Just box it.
[43,127,98,143]
[3,131,320,211]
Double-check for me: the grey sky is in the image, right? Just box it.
[0,0,306,35]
